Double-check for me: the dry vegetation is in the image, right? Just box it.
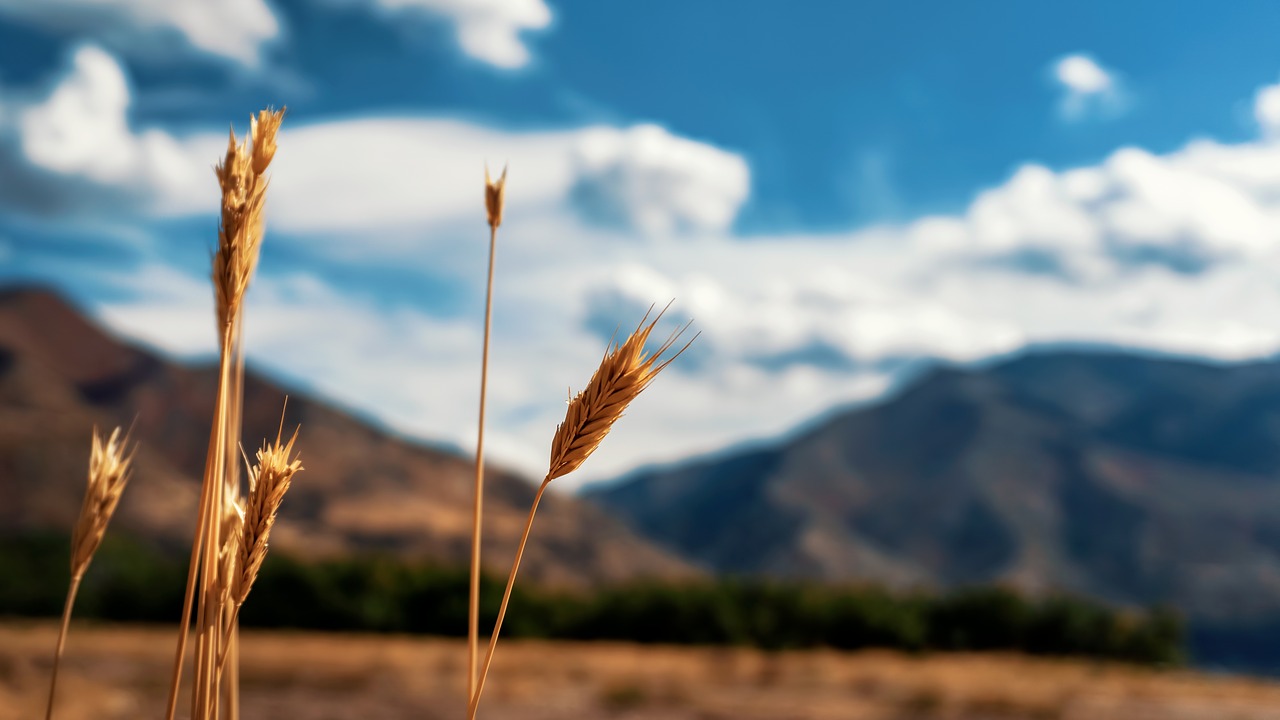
[47,427,133,720]
[33,104,693,719]
[7,622,1280,720]
[468,307,692,717]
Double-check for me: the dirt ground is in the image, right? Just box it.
[5,621,1280,720]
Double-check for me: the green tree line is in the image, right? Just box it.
[0,533,1182,665]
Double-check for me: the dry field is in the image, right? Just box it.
[4,621,1280,720]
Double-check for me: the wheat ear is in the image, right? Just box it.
[467,308,694,719]
[164,106,284,720]
[215,422,302,681]
[468,164,507,702]
[46,427,133,720]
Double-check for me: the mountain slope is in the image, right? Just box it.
[587,351,1280,620]
[0,287,698,586]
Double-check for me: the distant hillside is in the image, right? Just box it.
[0,287,698,586]
[587,351,1280,621]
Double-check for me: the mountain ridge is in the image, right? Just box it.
[0,285,699,587]
[588,349,1280,621]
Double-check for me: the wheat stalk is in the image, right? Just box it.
[164,106,284,720]
[220,317,249,720]
[46,427,133,720]
[468,164,507,702]
[467,308,694,719]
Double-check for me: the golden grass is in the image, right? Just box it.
[68,427,134,583]
[40,102,704,719]
[11,623,1280,720]
[469,164,508,703]
[468,310,694,718]
[212,109,280,332]
[160,106,294,720]
[547,306,694,482]
[46,427,132,720]
[231,427,303,611]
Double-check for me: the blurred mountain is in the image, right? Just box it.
[587,351,1280,621]
[0,286,697,587]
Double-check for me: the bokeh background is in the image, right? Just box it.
[8,2,1280,718]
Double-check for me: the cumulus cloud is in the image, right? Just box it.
[1051,53,1126,121]
[0,0,279,66]
[0,47,750,244]
[93,130,1280,488]
[955,143,1280,279]
[212,123,740,242]
[23,47,1280,491]
[0,0,549,71]
[14,45,218,211]
[371,0,553,69]
[553,118,1280,480]
[94,104,1280,487]
[0,45,220,217]
[268,121,746,239]
[570,125,750,235]
[1255,80,1280,137]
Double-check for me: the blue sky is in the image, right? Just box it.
[5,1,1280,488]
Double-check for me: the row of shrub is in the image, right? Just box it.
[0,533,1182,665]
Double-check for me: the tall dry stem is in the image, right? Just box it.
[163,106,284,720]
[46,427,132,720]
[467,309,693,719]
[220,282,249,719]
[468,164,507,701]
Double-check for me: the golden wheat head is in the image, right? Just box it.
[213,107,285,331]
[546,307,694,482]
[70,427,133,578]
[232,427,302,607]
[484,164,507,229]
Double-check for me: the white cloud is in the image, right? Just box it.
[92,158,1280,491]
[0,0,549,71]
[0,47,750,244]
[16,45,217,207]
[1052,53,1125,121]
[86,116,1280,489]
[1255,80,1280,137]
[267,120,746,240]
[1056,55,1113,95]
[571,125,750,235]
[319,0,552,69]
[0,0,279,66]
[24,50,1280,492]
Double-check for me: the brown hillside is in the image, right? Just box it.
[589,351,1280,621]
[0,286,698,587]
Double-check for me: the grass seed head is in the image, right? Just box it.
[250,107,284,175]
[485,164,507,229]
[233,427,302,607]
[70,427,133,578]
[213,107,284,331]
[546,306,694,482]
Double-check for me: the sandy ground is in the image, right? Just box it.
[5,621,1280,720]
